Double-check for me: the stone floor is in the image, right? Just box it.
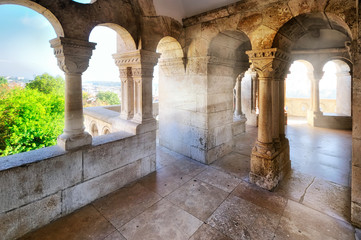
[20,118,357,240]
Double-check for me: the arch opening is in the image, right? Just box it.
[0,4,65,157]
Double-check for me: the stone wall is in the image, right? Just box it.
[286,98,337,116]
[0,131,156,239]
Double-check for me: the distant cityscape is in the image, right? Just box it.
[5,76,160,103]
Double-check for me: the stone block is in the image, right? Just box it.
[353,106,361,137]
[352,166,361,204]
[352,201,361,228]
[140,154,156,177]
[207,92,233,113]
[190,127,208,150]
[62,159,142,215]
[208,124,233,148]
[208,110,233,128]
[83,132,155,180]
[232,119,246,137]
[0,193,61,240]
[353,138,361,167]
[206,141,233,164]
[0,151,82,213]
[190,112,207,129]
[190,146,206,164]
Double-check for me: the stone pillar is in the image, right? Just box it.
[246,48,291,190]
[113,50,160,124]
[336,70,352,116]
[307,69,323,126]
[114,54,134,120]
[50,37,96,151]
[131,50,160,123]
[234,73,246,120]
[312,70,323,113]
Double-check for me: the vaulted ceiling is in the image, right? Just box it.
[153,0,240,22]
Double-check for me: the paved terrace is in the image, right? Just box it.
[21,119,357,240]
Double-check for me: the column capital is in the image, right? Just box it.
[113,50,160,68]
[313,70,324,81]
[113,50,160,78]
[158,57,185,76]
[246,48,292,79]
[50,37,96,74]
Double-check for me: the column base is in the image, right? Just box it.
[249,139,290,190]
[57,132,92,151]
[307,110,323,127]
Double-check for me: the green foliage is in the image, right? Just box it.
[96,91,120,105]
[26,73,65,95]
[0,76,7,85]
[0,75,65,157]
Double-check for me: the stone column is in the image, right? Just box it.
[234,73,246,120]
[131,50,160,123]
[246,48,292,190]
[307,68,323,126]
[114,54,134,120]
[50,37,96,151]
[312,70,323,114]
[275,68,290,141]
[336,70,352,116]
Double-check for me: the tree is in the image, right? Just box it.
[0,76,7,85]
[26,73,65,95]
[0,88,64,156]
[96,91,120,105]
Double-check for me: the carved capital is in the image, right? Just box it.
[246,48,292,79]
[113,49,160,68]
[50,37,96,74]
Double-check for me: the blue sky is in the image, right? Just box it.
[0,3,119,82]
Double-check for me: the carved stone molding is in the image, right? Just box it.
[246,48,292,79]
[113,50,160,67]
[50,37,96,74]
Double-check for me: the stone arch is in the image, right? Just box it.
[91,122,99,136]
[208,30,252,78]
[272,12,353,52]
[156,36,184,59]
[285,60,314,116]
[102,127,110,135]
[321,59,352,116]
[0,0,64,37]
[90,23,137,54]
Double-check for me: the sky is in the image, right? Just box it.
[0,3,120,82]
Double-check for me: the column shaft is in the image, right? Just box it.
[63,73,85,136]
[258,77,273,143]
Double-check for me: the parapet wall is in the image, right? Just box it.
[0,130,156,239]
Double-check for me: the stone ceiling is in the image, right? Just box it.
[153,0,240,22]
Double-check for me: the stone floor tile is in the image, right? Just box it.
[233,144,253,157]
[302,177,351,222]
[169,157,208,177]
[274,200,355,240]
[211,152,250,181]
[103,230,126,240]
[137,165,192,197]
[195,167,241,193]
[207,195,281,240]
[274,170,315,202]
[20,205,115,240]
[92,183,162,229]
[232,180,288,215]
[166,179,229,221]
[119,199,202,240]
[189,223,232,240]
[156,146,179,169]
[356,228,361,240]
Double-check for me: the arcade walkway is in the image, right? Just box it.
[20,119,356,240]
